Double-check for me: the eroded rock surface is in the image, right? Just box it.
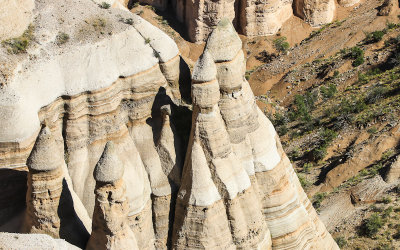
[86,141,139,250]
[0,1,336,249]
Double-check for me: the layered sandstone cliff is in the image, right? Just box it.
[0,0,337,249]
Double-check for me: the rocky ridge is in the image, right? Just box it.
[0,0,337,249]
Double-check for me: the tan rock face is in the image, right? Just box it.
[86,142,139,250]
[239,0,293,37]
[0,3,336,249]
[385,155,400,183]
[337,0,360,7]
[378,0,399,16]
[22,126,89,248]
[123,0,360,42]
[293,0,336,27]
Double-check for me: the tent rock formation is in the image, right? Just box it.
[0,1,337,249]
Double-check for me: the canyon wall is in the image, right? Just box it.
[0,0,337,249]
[132,0,361,42]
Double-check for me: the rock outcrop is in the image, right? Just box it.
[293,0,336,27]
[21,126,90,248]
[86,141,139,250]
[239,0,293,37]
[385,155,400,183]
[126,0,361,42]
[337,0,360,8]
[378,0,399,16]
[0,1,336,249]
[173,49,271,249]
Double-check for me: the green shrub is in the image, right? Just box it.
[382,206,393,219]
[350,46,364,59]
[358,72,368,84]
[277,125,288,136]
[353,56,365,67]
[334,237,347,248]
[365,30,386,43]
[273,37,290,53]
[363,213,384,237]
[145,37,151,44]
[303,162,313,173]
[349,46,365,67]
[387,22,398,30]
[367,127,378,134]
[312,129,337,161]
[320,83,337,99]
[313,192,327,209]
[297,173,311,188]
[365,86,389,104]
[99,2,111,9]
[292,92,317,122]
[55,32,69,45]
[2,24,34,54]
[121,18,134,25]
[381,196,392,204]
[333,70,340,78]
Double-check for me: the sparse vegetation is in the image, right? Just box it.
[297,173,311,188]
[320,83,337,99]
[55,32,69,45]
[348,46,365,67]
[91,18,107,32]
[312,192,327,209]
[99,2,111,9]
[120,17,134,25]
[361,213,385,237]
[334,237,347,248]
[311,128,337,161]
[2,24,34,54]
[302,162,313,173]
[365,30,386,44]
[273,37,290,53]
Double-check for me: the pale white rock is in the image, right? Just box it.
[0,0,178,143]
[0,0,35,40]
[93,141,124,183]
[192,51,217,83]
[205,18,242,62]
[186,141,222,206]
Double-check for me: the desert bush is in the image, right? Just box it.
[320,83,337,99]
[365,86,389,104]
[349,46,365,67]
[334,237,347,248]
[365,30,386,43]
[311,128,337,161]
[362,213,384,237]
[297,173,311,188]
[292,91,318,122]
[255,50,277,63]
[273,37,290,53]
[312,192,327,209]
[381,196,392,204]
[2,25,34,54]
[99,2,111,9]
[303,162,313,173]
[56,32,69,45]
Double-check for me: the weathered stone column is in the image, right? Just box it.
[86,141,139,250]
[22,126,65,238]
[22,126,90,248]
